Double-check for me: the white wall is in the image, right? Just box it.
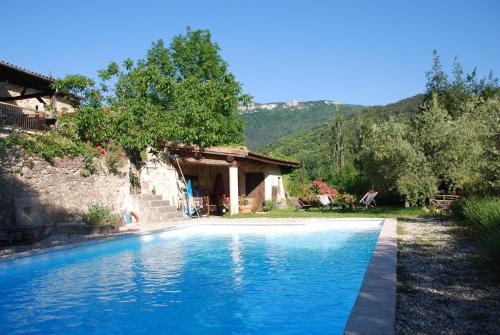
[139,151,180,207]
[264,166,285,202]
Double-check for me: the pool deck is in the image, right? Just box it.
[344,218,397,335]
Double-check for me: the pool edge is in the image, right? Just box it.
[344,218,397,335]
[0,223,193,263]
[0,218,384,262]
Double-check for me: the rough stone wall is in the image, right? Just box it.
[0,154,131,226]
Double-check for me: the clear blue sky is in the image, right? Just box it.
[2,0,499,105]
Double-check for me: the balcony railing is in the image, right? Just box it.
[0,102,51,131]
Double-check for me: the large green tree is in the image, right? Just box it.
[354,52,499,204]
[425,50,498,118]
[54,28,249,155]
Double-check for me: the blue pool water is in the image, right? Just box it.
[0,220,382,335]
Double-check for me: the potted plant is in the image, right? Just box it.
[221,194,229,213]
[238,196,253,214]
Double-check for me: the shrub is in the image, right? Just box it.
[104,143,125,174]
[460,197,500,266]
[308,180,339,199]
[82,203,119,225]
[449,197,467,219]
[5,131,85,162]
[262,200,277,212]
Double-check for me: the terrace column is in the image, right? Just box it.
[229,162,239,215]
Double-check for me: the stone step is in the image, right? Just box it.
[148,206,178,214]
[138,194,163,201]
[140,199,171,207]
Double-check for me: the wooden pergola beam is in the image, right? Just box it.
[0,90,53,102]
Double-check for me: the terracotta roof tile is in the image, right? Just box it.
[0,59,54,82]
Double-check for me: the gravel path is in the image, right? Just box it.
[397,217,500,334]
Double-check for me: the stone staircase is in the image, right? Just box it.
[135,194,185,224]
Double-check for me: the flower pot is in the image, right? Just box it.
[238,204,253,214]
[245,197,258,212]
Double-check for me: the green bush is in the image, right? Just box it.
[262,200,277,212]
[460,197,500,266]
[82,203,119,225]
[5,131,86,162]
[104,143,124,174]
[449,197,467,219]
[282,167,309,196]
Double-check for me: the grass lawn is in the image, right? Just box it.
[225,206,427,219]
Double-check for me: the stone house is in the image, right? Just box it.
[139,145,299,215]
[0,61,299,225]
[0,60,76,131]
[3,145,298,227]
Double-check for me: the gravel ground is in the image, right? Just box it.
[397,217,500,334]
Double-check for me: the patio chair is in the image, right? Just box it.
[359,191,378,209]
[290,197,311,211]
[192,197,206,216]
[204,195,217,216]
[317,194,333,210]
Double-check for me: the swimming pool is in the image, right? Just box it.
[0,219,383,335]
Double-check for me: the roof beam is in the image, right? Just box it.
[0,90,53,102]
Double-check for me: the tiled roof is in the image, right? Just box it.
[247,150,300,167]
[167,143,300,168]
[0,60,54,82]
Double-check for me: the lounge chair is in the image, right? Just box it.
[317,194,332,210]
[290,197,311,211]
[359,191,378,209]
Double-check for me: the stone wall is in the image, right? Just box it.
[0,154,132,226]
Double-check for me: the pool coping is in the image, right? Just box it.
[0,218,385,262]
[0,223,193,262]
[344,218,396,335]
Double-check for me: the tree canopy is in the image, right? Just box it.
[263,52,499,204]
[53,28,249,156]
[358,53,499,203]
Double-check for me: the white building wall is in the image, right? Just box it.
[264,166,285,202]
[139,151,181,207]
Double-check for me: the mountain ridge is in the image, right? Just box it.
[241,100,366,148]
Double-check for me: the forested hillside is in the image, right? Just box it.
[260,94,425,195]
[355,94,425,120]
[241,101,364,148]
[261,95,424,171]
